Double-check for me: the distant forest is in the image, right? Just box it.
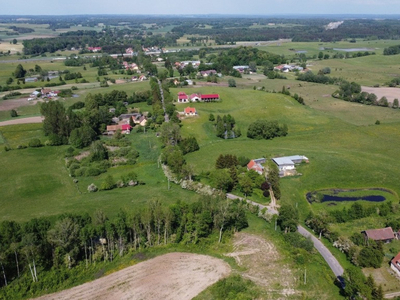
[3,15,400,54]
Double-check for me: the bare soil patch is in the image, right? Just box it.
[226,232,297,299]
[33,252,230,300]
[0,116,43,126]
[362,86,400,104]
[0,98,41,111]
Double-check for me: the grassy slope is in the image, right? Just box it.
[173,86,400,220]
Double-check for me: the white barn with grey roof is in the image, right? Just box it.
[272,155,308,171]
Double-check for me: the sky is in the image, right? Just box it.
[2,0,400,16]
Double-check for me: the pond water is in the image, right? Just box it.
[321,194,385,203]
[306,188,392,204]
[332,48,375,52]
[295,50,307,53]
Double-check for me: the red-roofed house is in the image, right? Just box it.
[184,107,197,116]
[201,94,220,102]
[247,158,265,175]
[391,252,400,277]
[178,93,189,103]
[87,47,102,52]
[363,227,395,243]
[106,124,132,135]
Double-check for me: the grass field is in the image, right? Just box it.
[0,130,202,222]
[171,86,400,221]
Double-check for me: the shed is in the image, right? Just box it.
[363,227,395,243]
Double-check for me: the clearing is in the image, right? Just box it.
[362,86,400,104]
[0,98,42,111]
[34,252,230,300]
[0,116,43,126]
[226,232,297,298]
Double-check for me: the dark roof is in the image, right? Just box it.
[364,227,395,241]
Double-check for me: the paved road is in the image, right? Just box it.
[298,225,344,277]
[226,193,278,215]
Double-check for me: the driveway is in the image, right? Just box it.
[226,193,278,215]
[298,225,344,277]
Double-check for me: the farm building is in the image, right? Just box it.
[201,94,220,102]
[272,155,308,171]
[391,252,400,277]
[363,227,395,243]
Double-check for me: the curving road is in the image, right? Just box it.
[298,225,344,277]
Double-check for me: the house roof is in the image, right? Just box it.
[121,124,132,130]
[190,93,200,98]
[272,157,295,166]
[391,252,400,271]
[178,92,187,96]
[107,125,120,131]
[179,95,188,100]
[201,94,219,99]
[272,155,306,166]
[364,227,395,241]
[247,160,256,169]
[184,107,197,114]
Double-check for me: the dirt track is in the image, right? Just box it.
[0,116,43,126]
[33,252,230,300]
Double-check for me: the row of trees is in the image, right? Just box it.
[0,197,248,295]
[247,120,288,140]
[210,114,241,139]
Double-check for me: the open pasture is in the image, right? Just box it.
[173,86,400,215]
[0,128,202,222]
[258,39,400,58]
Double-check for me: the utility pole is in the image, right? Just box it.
[168,178,170,190]
[275,218,277,231]
[304,268,307,285]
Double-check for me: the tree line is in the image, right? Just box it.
[0,197,248,298]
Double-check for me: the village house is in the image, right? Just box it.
[123,61,139,71]
[132,115,147,126]
[363,227,395,243]
[199,70,217,77]
[190,93,201,102]
[391,252,400,277]
[178,92,189,103]
[106,124,132,135]
[87,47,102,52]
[184,107,197,116]
[247,158,266,175]
[233,65,249,73]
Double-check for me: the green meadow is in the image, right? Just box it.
[172,86,400,219]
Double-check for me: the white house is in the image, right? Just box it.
[391,252,400,277]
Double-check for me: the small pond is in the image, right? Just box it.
[306,188,394,204]
[295,50,307,53]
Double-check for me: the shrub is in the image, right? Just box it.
[74,167,86,177]
[85,168,102,177]
[10,109,18,117]
[101,175,115,190]
[4,145,11,151]
[17,144,27,149]
[28,138,42,147]
[87,183,98,192]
